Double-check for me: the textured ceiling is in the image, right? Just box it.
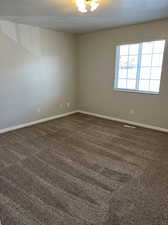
[0,0,168,33]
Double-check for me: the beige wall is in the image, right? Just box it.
[78,20,168,129]
[0,21,77,130]
[1,19,168,130]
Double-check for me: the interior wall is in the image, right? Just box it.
[0,20,77,130]
[78,19,168,129]
[1,19,168,131]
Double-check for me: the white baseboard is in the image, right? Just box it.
[77,110,168,133]
[0,111,77,134]
[1,110,168,134]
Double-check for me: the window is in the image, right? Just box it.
[114,40,166,93]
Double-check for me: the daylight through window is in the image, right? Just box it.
[114,40,165,93]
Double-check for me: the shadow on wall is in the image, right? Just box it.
[0,20,41,56]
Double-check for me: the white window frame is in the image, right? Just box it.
[114,39,166,94]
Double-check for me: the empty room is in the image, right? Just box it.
[0,0,168,224]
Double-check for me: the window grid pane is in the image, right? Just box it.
[115,40,165,93]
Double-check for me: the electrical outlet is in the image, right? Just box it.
[66,102,71,108]
[129,109,135,115]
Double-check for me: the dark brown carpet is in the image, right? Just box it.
[0,113,168,225]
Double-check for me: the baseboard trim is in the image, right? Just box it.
[1,110,168,134]
[0,111,77,134]
[77,110,168,133]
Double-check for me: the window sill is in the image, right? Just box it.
[114,88,160,95]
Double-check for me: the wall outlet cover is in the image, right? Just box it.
[66,102,71,108]
[129,109,135,115]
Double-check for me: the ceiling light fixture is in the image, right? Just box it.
[76,0,99,13]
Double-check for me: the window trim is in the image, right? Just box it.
[113,87,160,95]
[114,39,166,94]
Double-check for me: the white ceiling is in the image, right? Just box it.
[0,0,168,33]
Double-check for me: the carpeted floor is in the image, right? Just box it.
[0,113,168,225]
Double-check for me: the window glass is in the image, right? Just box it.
[115,40,165,93]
